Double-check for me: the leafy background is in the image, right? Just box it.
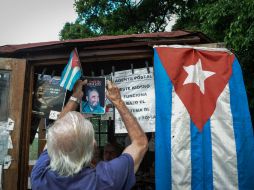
[60,0,254,124]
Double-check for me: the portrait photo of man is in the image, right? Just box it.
[82,88,105,114]
[81,77,106,114]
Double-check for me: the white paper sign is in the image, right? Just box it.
[49,110,60,120]
[113,67,155,133]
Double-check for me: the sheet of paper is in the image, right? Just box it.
[4,155,12,169]
[8,136,13,149]
[7,118,14,131]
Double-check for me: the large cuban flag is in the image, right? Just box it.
[60,48,82,91]
[154,45,254,190]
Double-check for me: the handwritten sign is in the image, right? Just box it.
[113,67,155,133]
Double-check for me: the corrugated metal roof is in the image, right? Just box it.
[0,30,212,54]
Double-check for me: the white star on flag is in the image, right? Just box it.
[183,58,215,94]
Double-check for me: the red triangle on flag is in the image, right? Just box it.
[156,47,234,131]
[71,48,81,68]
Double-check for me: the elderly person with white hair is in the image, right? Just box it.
[31,80,148,190]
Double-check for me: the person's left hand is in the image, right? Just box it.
[72,80,87,100]
[106,80,122,107]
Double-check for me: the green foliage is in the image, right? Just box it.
[59,0,254,122]
[59,0,175,39]
[59,22,96,39]
[174,0,254,122]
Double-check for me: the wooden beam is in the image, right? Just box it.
[23,36,200,63]
[25,49,153,67]
[82,37,201,50]
[18,63,34,190]
[27,53,69,62]
[81,52,152,62]
[28,59,67,66]
[79,49,152,57]
[38,119,46,156]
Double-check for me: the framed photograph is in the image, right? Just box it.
[81,77,106,115]
[32,74,66,120]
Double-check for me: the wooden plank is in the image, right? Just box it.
[29,59,67,66]
[79,49,152,57]
[18,63,34,190]
[82,37,201,50]
[82,52,152,62]
[0,58,26,190]
[38,119,46,156]
[27,52,153,67]
[26,48,152,62]
[24,36,200,62]
[27,53,69,62]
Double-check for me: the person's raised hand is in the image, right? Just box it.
[72,80,87,100]
[106,80,122,106]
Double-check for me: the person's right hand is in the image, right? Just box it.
[106,80,122,106]
[72,80,87,100]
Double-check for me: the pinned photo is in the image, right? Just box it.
[81,77,106,115]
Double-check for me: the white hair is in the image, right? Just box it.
[47,111,95,176]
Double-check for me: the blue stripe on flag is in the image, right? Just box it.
[191,120,213,190]
[229,57,254,190]
[60,54,73,88]
[191,121,203,190]
[202,121,213,190]
[154,50,172,190]
[63,66,73,89]
[68,70,81,91]
[60,62,70,84]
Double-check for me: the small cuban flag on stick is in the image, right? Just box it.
[60,48,82,91]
